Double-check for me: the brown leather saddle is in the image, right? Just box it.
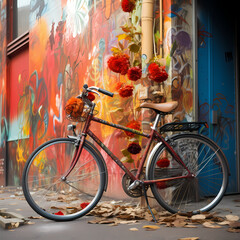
[140,101,178,114]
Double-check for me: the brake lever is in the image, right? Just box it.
[88,89,100,97]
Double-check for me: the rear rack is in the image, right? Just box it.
[159,122,208,133]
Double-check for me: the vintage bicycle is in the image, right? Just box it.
[22,84,229,221]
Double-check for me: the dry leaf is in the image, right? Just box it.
[203,222,222,229]
[229,221,240,228]
[142,225,160,230]
[191,214,206,220]
[129,228,139,231]
[173,219,187,227]
[226,215,240,222]
[217,221,231,226]
[184,224,198,228]
[227,228,240,233]
[27,221,36,225]
[178,238,199,240]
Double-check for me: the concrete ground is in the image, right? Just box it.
[0,187,240,240]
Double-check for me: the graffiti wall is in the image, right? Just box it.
[0,0,7,186]
[162,0,193,122]
[5,0,194,197]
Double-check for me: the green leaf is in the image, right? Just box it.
[120,156,134,163]
[121,148,131,157]
[129,44,140,53]
[133,60,140,67]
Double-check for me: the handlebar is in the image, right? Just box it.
[83,84,114,97]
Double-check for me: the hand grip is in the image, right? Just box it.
[98,88,114,97]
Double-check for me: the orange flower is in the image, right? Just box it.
[125,120,141,137]
[65,97,84,119]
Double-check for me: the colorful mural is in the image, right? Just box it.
[3,0,194,197]
[0,0,7,186]
[162,0,193,122]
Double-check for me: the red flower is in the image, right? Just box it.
[121,0,136,12]
[127,66,142,81]
[148,63,168,83]
[156,158,170,168]
[156,181,167,189]
[54,211,64,215]
[80,202,90,209]
[87,92,95,101]
[107,54,130,75]
[127,142,142,154]
[118,84,134,98]
[125,120,141,137]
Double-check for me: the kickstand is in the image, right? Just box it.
[142,185,157,223]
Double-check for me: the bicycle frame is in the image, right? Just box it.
[63,105,193,186]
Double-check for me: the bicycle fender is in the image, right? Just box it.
[84,140,109,191]
[145,142,162,180]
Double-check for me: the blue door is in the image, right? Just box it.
[198,0,237,193]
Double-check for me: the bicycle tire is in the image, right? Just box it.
[148,133,229,214]
[22,138,107,221]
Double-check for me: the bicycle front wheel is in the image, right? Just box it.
[22,138,107,221]
[148,133,229,214]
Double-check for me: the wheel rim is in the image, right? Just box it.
[150,135,228,214]
[24,139,104,220]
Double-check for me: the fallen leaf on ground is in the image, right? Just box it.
[203,222,222,229]
[227,227,240,233]
[173,219,187,227]
[129,228,139,231]
[217,220,231,226]
[178,238,199,240]
[142,225,160,230]
[226,215,239,222]
[184,224,198,228]
[27,221,36,225]
[191,214,206,220]
[28,216,44,219]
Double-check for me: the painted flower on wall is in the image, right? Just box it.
[65,0,89,38]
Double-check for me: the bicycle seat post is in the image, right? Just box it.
[151,113,161,131]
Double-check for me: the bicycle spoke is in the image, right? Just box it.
[149,134,228,214]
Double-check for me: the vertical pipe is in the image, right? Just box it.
[141,0,154,62]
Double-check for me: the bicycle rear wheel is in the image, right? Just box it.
[22,138,107,221]
[148,133,229,214]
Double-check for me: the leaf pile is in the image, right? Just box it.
[87,201,240,233]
